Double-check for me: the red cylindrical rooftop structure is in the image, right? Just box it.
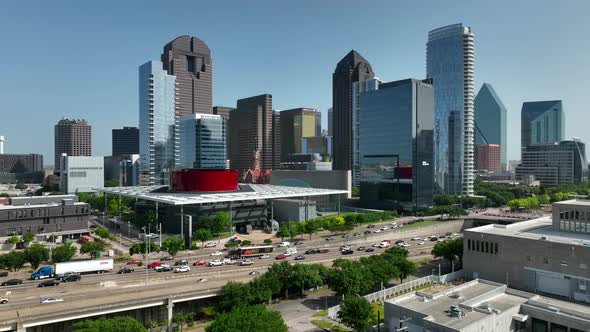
[169,169,239,192]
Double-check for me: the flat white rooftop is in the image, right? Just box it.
[465,216,590,247]
[0,202,87,210]
[96,184,348,206]
[553,199,590,207]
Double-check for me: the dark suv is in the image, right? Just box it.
[38,279,60,287]
[174,259,189,266]
[61,273,81,282]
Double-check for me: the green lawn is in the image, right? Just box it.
[311,320,333,329]
[401,220,437,228]
[415,258,433,266]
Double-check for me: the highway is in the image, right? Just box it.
[0,220,462,311]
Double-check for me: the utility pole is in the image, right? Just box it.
[159,222,162,249]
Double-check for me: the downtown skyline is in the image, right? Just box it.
[1,1,589,164]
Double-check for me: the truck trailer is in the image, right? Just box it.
[31,259,114,279]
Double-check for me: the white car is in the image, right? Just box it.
[277,242,290,247]
[373,243,381,247]
[240,259,253,266]
[204,242,217,248]
[423,237,429,241]
[209,260,224,266]
[411,237,421,241]
[41,297,64,304]
[210,251,224,256]
[259,254,270,259]
[146,233,158,238]
[223,258,237,265]
[0,297,7,304]
[174,265,190,273]
[418,241,425,245]
[197,278,208,283]
[373,229,382,233]
[155,264,171,271]
[381,226,390,231]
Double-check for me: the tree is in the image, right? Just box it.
[329,263,367,297]
[194,228,212,246]
[432,238,464,266]
[290,263,323,295]
[129,241,159,256]
[80,242,106,258]
[393,256,417,284]
[7,236,20,244]
[337,296,372,332]
[0,251,27,271]
[213,211,232,234]
[94,227,110,239]
[206,305,288,332]
[161,236,184,256]
[72,316,147,332]
[218,281,252,312]
[24,243,50,269]
[107,199,119,216]
[22,231,35,244]
[267,261,294,298]
[301,219,320,240]
[351,187,360,197]
[14,183,27,190]
[52,244,77,262]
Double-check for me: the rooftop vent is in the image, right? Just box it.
[547,306,560,313]
[448,293,463,299]
[540,236,549,241]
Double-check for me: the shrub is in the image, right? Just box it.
[263,239,273,244]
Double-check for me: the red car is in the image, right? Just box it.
[126,260,141,265]
[193,260,207,266]
[275,254,288,260]
[147,261,162,269]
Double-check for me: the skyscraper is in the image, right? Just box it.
[476,144,501,173]
[213,106,234,157]
[54,119,92,170]
[112,127,139,156]
[332,50,375,175]
[427,23,475,195]
[138,61,177,185]
[359,78,434,211]
[161,35,212,116]
[327,107,333,136]
[352,78,381,186]
[279,108,320,161]
[474,83,507,170]
[178,114,226,169]
[228,94,279,173]
[521,100,564,151]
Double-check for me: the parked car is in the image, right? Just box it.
[41,297,64,304]
[294,241,304,245]
[147,261,162,269]
[38,279,60,287]
[0,297,7,304]
[341,249,354,255]
[204,242,217,248]
[193,260,207,266]
[208,260,224,266]
[174,265,190,273]
[275,254,289,260]
[365,248,375,252]
[357,246,366,251]
[294,255,305,260]
[161,256,174,261]
[61,273,81,282]
[155,265,172,272]
[126,260,141,265]
[174,260,188,266]
[0,279,22,286]
[239,260,253,266]
[210,251,224,256]
[0,272,8,278]
[367,224,376,228]
[118,267,134,274]
[259,254,270,259]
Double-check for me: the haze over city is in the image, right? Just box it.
[1,0,589,163]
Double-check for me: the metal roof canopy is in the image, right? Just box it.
[95,184,348,206]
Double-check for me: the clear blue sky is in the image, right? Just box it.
[1,0,589,166]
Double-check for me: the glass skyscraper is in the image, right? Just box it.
[139,61,177,185]
[359,79,434,211]
[521,100,564,152]
[474,83,507,170]
[427,23,475,195]
[352,78,381,187]
[178,114,227,169]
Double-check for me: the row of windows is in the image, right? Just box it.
[559,220,589,234]
[2,206,89,220]
[467,239,499,254]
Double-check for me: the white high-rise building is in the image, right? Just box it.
[138,61,178,185]
[427,23,475,195]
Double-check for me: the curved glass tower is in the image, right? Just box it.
[427,23,475,195]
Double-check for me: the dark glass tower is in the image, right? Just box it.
[332,50,375,172]
[521,100,564,152]
[162,35,213,116]
[359,79,434,211]
[474,83,507,170]
[112,127,139,156]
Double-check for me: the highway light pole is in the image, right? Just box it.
[159,223,162,249]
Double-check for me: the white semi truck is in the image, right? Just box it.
[32,259,114,279]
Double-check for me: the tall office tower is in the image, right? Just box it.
[272,110,281,169]
[161,35,212,116]
[359,79,434,211]
[228,94,279,173]
[427,23,475,195]
[213,106,235,159]
[521,100,564,152]
[327,107,333,136]
[352,78,381,186]
[476,144,501,173]
[516,139,587,186]
[315,111,322,136]
[279,108,320,161]
[138,61,177,185]
[178,114,226,169]
[474,83,507,170]
[332,50,375,176]
[112,127,139,156]
[54,119,92,170]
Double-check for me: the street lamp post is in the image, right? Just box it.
[159,222,162,249]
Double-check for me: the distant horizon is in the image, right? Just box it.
[1,1,588,164]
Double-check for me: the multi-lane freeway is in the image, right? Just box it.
[0,219,463,311]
